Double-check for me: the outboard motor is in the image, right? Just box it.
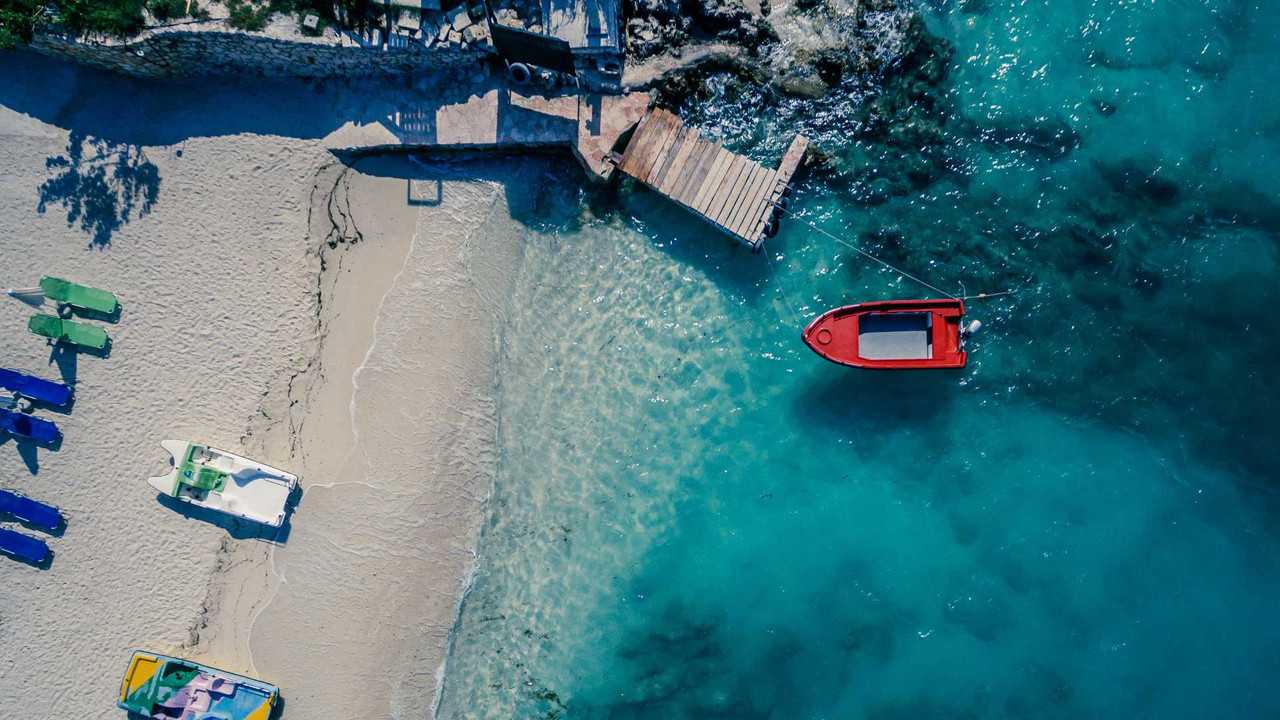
[961,319,982,343]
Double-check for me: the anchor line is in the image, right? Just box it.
[765,251,806,325]
[772,205,1014,302]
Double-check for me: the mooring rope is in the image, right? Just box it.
[765,251,806,325]
[773,205,1014,302]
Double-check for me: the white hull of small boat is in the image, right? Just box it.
[149,440,298,527]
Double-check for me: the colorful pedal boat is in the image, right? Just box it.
[0,408,61,445]
[0,526,51,564]
[0,489,63,533]
[28,314,109,350]
[0,367,72,407]
[149,440,298,528]
[803,298,968,369]
[39,275,118,314]
[118,650,279,720]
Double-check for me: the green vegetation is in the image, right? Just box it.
[224,0,268,30]
[0,0,380,46]
[0,0,42,48]
[148,0,209,21]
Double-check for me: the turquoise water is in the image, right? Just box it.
[439,1,1280,718]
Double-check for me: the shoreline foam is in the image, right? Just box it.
[199,155,531,718]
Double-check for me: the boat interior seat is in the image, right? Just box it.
[857,312,933,360]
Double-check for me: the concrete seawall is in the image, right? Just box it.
[29,17,490,79]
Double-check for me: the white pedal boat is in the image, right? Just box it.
[149,440,298,527]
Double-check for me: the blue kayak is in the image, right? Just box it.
[0,408,60,445]
[0,368,72,407]
[0,527,50,564]
[0,489,62,533]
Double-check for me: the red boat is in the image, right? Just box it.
[802,298,971,369]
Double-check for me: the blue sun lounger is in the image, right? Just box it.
[0,489,63,533]
[0,408,60,445]
[0,527,50,564]
[0,368,72,407]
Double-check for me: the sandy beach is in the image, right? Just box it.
[0,55,531,718]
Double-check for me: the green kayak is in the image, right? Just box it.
[28,314,109,350]
[39,276,118,314]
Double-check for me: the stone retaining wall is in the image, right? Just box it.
[29,18,490,79]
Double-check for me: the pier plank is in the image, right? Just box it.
[728,165,767,233]
[716,156,755,224]
[658,129,698,195]
[734,169,776,239]
[629,113,670,181]
[634,112,674,179]
[618,111,654,174]
[721,162,757,226]
[672,139,715,204]
[775,134,810,186]
[715,162,758,227]
[676,137,716,202]
[621,113,662,176]
[650,126,688,190]
[726,168,763,238]
[692,148,731,213]
[746,175,783,241]
[706,155,747,226]
[643,117,683,184]
[615,107,808,250]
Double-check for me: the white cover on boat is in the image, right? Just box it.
[857,312,933,360]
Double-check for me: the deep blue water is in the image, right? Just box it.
[439,1,1280,718]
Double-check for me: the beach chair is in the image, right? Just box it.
[0,408,61,445]
[0,527,50,564]
[39,276,118,314]
[27,314,109,350]
[0,368,72,407]
[0,489,63,533]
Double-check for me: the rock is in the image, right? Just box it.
[631,0,680,19]
[437,22,451,41]
[777,69,829,98]
[449,6,471,31]
[494,8,521,28]
[687,0,752,34]
[463,23,489,44]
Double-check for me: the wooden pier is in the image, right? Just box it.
[612,107,808,251]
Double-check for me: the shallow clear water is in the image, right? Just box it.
[439,1,1280,718]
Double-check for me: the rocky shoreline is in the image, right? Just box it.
[622,0,917,99]
[19,0,917,100]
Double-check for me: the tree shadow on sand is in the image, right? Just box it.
[37,130,160,247]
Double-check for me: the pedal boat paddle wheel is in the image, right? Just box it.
[802,299,976,370]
